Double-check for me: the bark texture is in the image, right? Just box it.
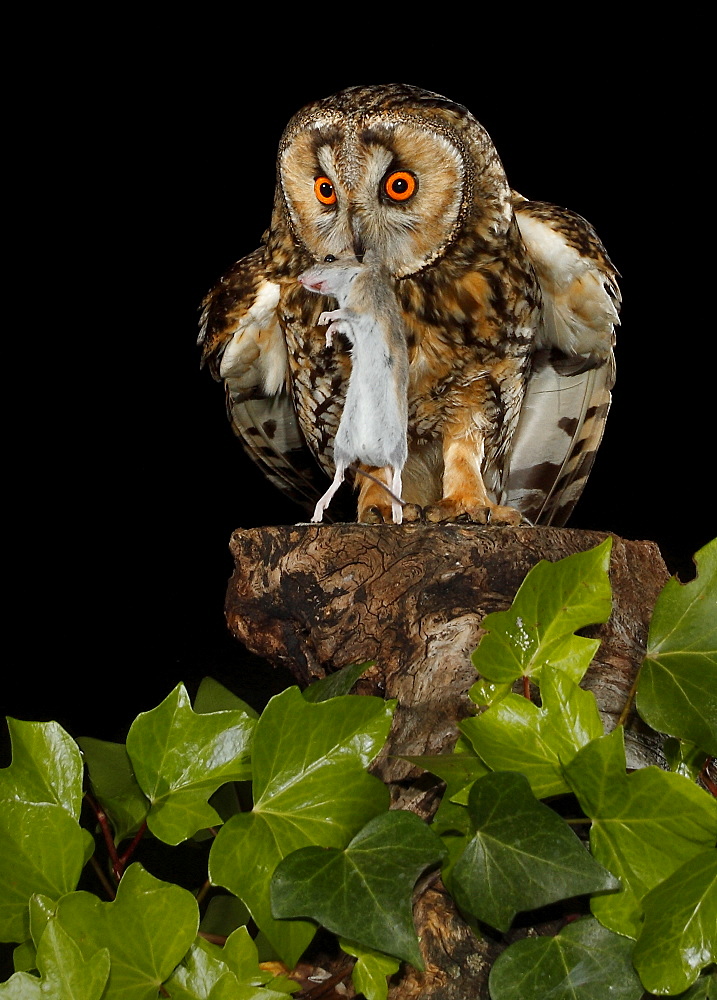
[224,523,670,998]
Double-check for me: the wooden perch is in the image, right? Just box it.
[224,523,671,999]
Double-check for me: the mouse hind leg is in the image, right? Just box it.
[312,463,347,522]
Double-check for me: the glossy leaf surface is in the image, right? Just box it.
[460,666,603,799]
[448,772,617,932]
[632,849,717,995]
[271,810,445,968]
[0,801,91,942]
[470,538,612,685]
[0,919,110,1000]
[209,687,393,967]
[488,916,643,1000]
[340,937,400,1000]
[78,737,148,844]
[636,538,717,755]
[0,719,83,819]
[302,660,373,702]
[126,683,255,844]
[55,863,198,999]
[564,727,717,937]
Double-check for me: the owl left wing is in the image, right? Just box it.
[502,196,621,525]
[199,247,326,514]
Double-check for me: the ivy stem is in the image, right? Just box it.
[85,792,119,875]
[616,672,639,728]
[565,817,592,825]
[89,855,116,900]
[197,930,227,946]
[699,758,717,797]
[115,820,148,881]
[195,878,212,906]
[522,675,531,699]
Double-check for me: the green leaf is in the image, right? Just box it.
[460,666,603,799]
[470,538,612,685]
[636,538,717,755]
[164,928,297,1000]
[488,916,643,1000]
[0,719,84,819]
[0,919,110,1000]
[447,772,618,933]
[302,661,374,702]
[340,938,400,1000]
[468,677,513,707]
[564,727,717,938]
[632,849,717,995]
[55,862,198,999]
[194,677,260,720]
[676,973,717,999]
[209,687,393,967]
[398,752,490,790]
[271,810,445,969]
[0,801,92,942]
[199,895,252,940]
[125,682,255,844]
[78,737,149,845]
[663,737,709,781]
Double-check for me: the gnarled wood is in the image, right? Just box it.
[224,523,670,998]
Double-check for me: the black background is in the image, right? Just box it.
[3,28,711,759]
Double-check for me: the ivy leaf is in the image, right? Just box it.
[125,682,255,844]
[487,916,643,1000]
[632,849,717,995]
[271,810,445,969]
[78,737,149,845]
[398,752,490,790]
[0,719,84,819]
[302,661,374,702]
[460,666,603,799]
[470,538,612,685]
[194,677,260,719]
[564,727,717,938]
[209,687,393,968]
[676,973,717,999]
[0,801,92,942]
[636,538,717,756]
[0,919,110,1000]
[55,862,198,999]
[340,937,400,1000]
[447,771,618,933]
[663,737,709,782]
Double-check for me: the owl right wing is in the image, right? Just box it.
[198,247,327,513]
[502,196,621,526]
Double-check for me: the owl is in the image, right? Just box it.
[198,83,620,526]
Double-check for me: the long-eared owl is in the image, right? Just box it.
[198,83,620,526]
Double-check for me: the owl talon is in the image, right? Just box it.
[402,503,422,523]
[362,506,385,525]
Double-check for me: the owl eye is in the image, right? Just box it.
[384,171,417,202]
[314,177,337,205]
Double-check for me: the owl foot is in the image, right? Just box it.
[423,500,521,525]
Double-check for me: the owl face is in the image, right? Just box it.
[274,85,510,279]
[280,118,467,278]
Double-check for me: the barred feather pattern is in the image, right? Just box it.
[198,84,620,525]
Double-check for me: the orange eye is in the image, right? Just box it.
[314,177,336,205]
[384,171,416,201]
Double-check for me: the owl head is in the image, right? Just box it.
[267,83,514,280]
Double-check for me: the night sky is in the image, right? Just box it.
[4,35,710,756]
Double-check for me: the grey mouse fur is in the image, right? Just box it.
[298,254,409,524]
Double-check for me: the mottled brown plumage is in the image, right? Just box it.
[199,83,620,525]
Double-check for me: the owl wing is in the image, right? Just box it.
[199,247,328,514]
[502,196,621,525]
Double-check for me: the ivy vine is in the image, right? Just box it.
[1,537,715,999]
